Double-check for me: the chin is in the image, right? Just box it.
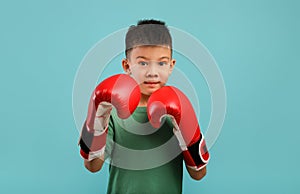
[142,89,158,96]
[142,92,153,96]
[141,85,164,96]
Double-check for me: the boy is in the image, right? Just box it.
[79,19,209,193]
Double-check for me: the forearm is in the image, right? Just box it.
[186,166,207,181]
[84,156,104,173]
[79,74,139,172]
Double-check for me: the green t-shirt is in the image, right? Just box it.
[105,107,183,194]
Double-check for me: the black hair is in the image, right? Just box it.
[125,19,172,57]
[137,19,165,25]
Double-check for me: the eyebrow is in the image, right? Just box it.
[136,56,170,60]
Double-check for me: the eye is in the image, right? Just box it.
[158,61,168,66]
[138,61,148,66]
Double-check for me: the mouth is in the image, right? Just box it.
[144,81,160,84]
[143,81,161,88]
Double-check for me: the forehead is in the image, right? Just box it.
[129,45,171,60]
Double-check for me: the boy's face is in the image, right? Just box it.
[122,45,175,96]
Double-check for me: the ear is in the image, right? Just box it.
[122,59,131,75]
[169,59,176,75]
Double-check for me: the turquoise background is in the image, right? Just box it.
[1,0,299,193]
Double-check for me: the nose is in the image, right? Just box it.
[146,63,159,78]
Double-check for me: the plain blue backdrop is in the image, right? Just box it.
[1,0,299,193]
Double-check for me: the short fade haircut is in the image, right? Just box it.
[125,19,172,58]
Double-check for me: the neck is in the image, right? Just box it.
[138,93,150,107]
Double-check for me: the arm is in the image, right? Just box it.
[186,165,207,181]
[84,157,105,173]
[83,116,115,173]
[78,74,140,172]
[147,86,210,171]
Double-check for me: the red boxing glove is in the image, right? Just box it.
[79,74,140,161]
[147,86,210,171]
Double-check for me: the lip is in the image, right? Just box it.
[144,81,160,84]
[143,81,160,88]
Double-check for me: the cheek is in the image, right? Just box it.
[159,72,170,82]
[131,70,145,84]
